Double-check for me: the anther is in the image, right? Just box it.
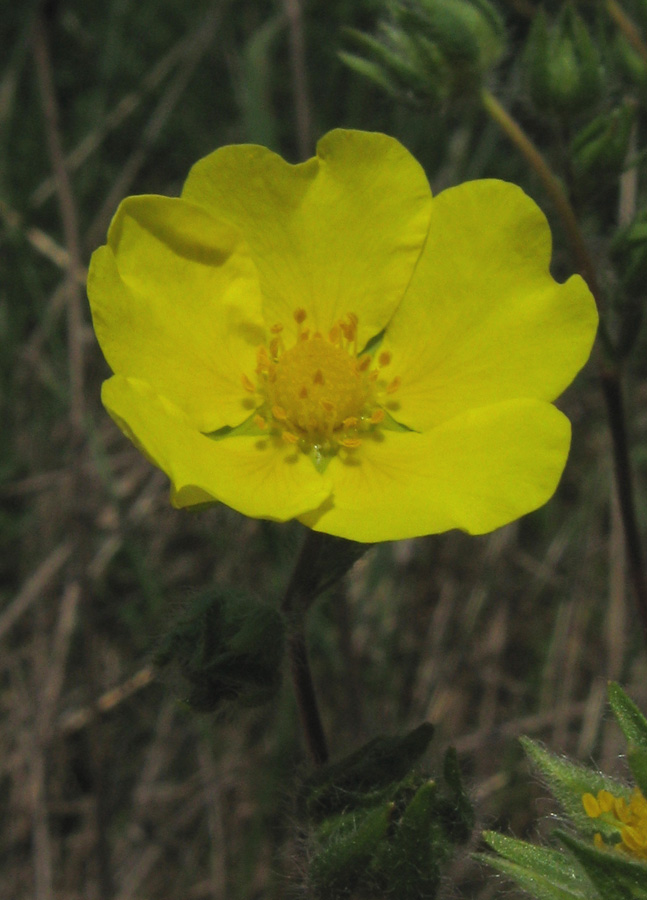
[254,415,267,430]
[270,323,283,334]
[272,405,288,421]
[343,417,359,428]
[329,324,341,343]
[299,386,309,399]
[313,369,324,385]
[269,337,280,358]
[321,400,335,414]
[357,355,371,372]
[294,308,307,324]
[340,437,362,448]
[378,351,392,368]
[282,431,299,444]
[386,376,401,394]
[369,409,385,424]
[241,374,256,393]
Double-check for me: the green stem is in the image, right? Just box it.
[282,531,329,767]
[481,87,647,647]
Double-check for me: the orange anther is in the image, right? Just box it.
[269,337,280,358]
[357,355,371,372]
[254,415,267,430]
[313,369,324,385]
[369,409,385,424]
[270,323,284,334]
[272,405,288,421]
[343,417,359,428]
[294,308,307,324]
[340,437,362,448]
[329,325,341,343]
[282,431,299,444]
[386,376,401,394]
[299,386,309,399]
[378,351,392,368]
[321,400,335,413]
[300,329,310,341]
[241,373,256,393]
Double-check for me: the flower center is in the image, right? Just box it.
[242,309,400,457]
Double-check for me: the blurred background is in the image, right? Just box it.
[2,0,647,897]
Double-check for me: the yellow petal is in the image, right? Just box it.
[88,196,266,432]
[381,180,598,431]
[181,129,432,347]
[102,376,331,520]
[300,399,571,542]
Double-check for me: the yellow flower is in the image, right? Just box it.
[582,787,647,861]
[88,129,597,542]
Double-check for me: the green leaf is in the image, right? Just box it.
[608,682,647,752]
[479,831,592,899]
[521,738,631,834]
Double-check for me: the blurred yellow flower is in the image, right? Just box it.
[88,129,597,542]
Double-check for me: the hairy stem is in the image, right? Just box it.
[282,531,329,766]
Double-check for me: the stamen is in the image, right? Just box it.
[343,417,359,428]
[294,308,307,325]
[357,356,371,372]
[369,409,385,424]
[270,323,284,334]
[254,415,267,430]
[241,373,256,393]
[378,351,392,367]
[340,437,362,448]
[386,376,401,394]
[282,431,299,444]
[272,405,287,421]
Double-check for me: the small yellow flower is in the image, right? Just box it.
[88,129,597,542]
[582,787,647,861]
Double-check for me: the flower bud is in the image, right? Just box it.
[525,6,602,116]
[341,0,505,106]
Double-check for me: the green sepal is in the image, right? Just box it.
[478,832,592,900]
[520,738,631,835]
[308,802,394,900]
[557,829,647,900]
[301,723,435,821]
[369,780,442,900]
[154,588,285,713]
